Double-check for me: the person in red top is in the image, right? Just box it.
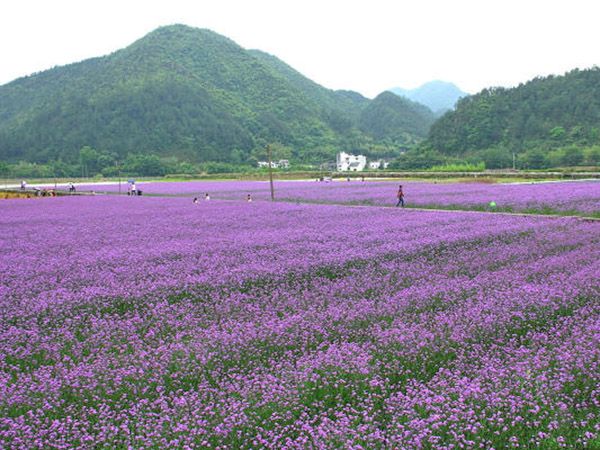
[396,185,405,207]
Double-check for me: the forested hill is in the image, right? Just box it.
[0,24,433,165]
[427,68,600,156]
[247,49,369,126]
[359,92,436,143]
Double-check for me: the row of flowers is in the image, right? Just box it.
[1,196,599,448]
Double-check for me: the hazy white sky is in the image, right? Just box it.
[1,0,599,97]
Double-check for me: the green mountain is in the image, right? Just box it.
[359,92,436,143]
[0,24,433,166]
[426,68,600,157]
[389,81,468,115]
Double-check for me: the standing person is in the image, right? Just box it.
[20,180,27,190]
[396,185,405,207]
[204,193,210,201]
[131,182,137,196]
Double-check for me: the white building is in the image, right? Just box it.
[258,159,290,169]
[369,160,390,170]
[337,152,367,172]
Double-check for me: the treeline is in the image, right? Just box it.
[0,136,411,178]
[0,154,254,178]
[0,146,287,178]
[4,144,598,178]
[388,145,600,170]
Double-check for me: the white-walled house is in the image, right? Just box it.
[258,161,277,168]
[257,160,290,169]
[369,160,390,170]
[337,152,367,172]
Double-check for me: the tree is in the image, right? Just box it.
[123,154,167,176]
[388,149,445,170]
[251,143,292,164]
[586,147,600,165]
[480,148,513,169]
[522,149,548,169]
[79,146,99,177]
[549,126,566,141]
[230,149,246,165]
[96,152,117,173]
[561,146,584,166]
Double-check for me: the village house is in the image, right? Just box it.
[369,160,390,170]
[257,160,290,169]
[336,152,367,172]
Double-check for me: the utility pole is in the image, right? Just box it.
[266,144,275,201]
[117,161,122,195]
[512,152,516,170]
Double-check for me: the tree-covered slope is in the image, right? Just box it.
[0,24,434,165]
[0,25,331,162]
[426,68,600,156]
[359,92,436,143]
[247,49,367,128]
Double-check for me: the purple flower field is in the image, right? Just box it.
[77,179,600,216]
[1,196,599,448]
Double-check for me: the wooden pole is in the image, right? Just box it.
[117,162,122,195]
[267,144,275,201]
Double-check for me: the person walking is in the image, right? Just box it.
[396,185,405,207]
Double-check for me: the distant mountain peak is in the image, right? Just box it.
[388,81,468,115]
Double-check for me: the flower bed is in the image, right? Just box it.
[1,197,598,448]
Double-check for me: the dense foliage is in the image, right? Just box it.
[0,25,433,170]
[426,68,600,168]
[358,92,436,144]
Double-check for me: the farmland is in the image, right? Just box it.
[76,179,600,217]
[1,187,599,448]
